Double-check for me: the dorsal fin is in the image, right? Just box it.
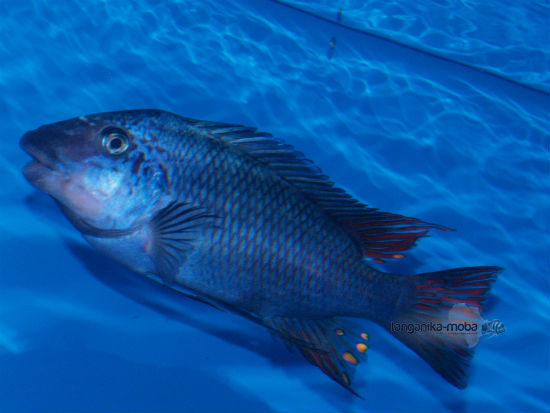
[185,118,451,260]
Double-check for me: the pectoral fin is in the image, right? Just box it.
[149,201,219,285]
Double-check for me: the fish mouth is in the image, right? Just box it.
[20,129,65,187]
[22,160,57,186]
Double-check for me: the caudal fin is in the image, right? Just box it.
[389,266,502,388]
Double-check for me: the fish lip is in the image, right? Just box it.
[22,159,56,186]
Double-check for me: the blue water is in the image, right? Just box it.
[1,1,549,412]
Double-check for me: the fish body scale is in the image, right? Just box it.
[159,127,373,317]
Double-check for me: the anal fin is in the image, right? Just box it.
[263,316,370,396]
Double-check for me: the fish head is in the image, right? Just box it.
[20,110,173,236]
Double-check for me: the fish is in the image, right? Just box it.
[20,109,501,395]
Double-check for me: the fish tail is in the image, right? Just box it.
[388,266,502,388]
[262,267,500,395]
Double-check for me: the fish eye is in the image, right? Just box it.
[101,127,130,156]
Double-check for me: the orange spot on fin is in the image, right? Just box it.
[360,333,369,340]
[356,343,368,353]
[342,351,359,365]
[373,258,386,264]
[262,317,365,396]
[392,253,405,259]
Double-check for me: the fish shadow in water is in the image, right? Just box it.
[64,241,302,367]
[65,241,358,406]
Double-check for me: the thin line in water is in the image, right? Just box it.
[265,0,550,97]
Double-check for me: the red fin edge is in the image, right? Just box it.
[340,211,452,260]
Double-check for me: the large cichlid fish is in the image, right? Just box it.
[20,109,501,394]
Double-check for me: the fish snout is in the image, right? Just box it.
[20,125,65,169]
[21,126,70,189]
